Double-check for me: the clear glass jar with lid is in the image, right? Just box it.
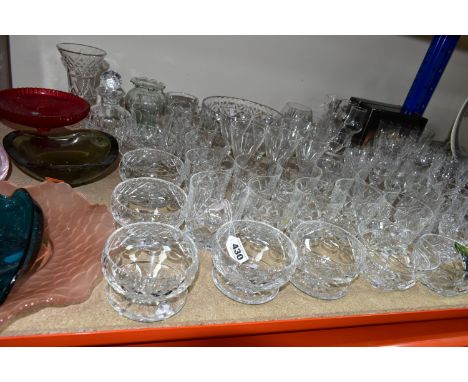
[124,77,167,131]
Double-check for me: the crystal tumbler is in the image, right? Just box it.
[212,220,297,304]
[235,176,294,229]
[111,177,186,227]
[291,220,365,300]
[185,170,232,249]
[185,147,231,183]
[102,222,198,322]
[119,148,186,186]
[413,234,468,297]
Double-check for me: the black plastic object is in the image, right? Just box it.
[0,188,44,305]
[3,129,119,187]
[349,97,428,146]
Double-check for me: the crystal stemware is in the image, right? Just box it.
[102,222,198,322]
[212,220,297,304]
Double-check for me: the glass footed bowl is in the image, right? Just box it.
[212,220,297,305]
[414,234,468,297]
[102,222,199,322]
[291,220,365,300]
[111,177,187,227]
[119,148,186,186]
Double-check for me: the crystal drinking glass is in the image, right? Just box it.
[235,176,294,229]
[358,219,417,291]
[102,222,198,322]
[284,178,335,233]
[291,220,365,300]
[212,220,297,304]
[119,148,186,186]
[57,43,107,105]
[166,91,199,114]
[184,147,231,183]
[111,177,186,227]
[264,119,304,166]
[185,170,233,249]
[414,234,468,297]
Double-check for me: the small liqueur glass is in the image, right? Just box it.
[212,220,297,304]
[413,234,468,297]
[358,219,417,291]
[102,222,198,322]
[119,148,186,186]
[184,170,233,249]
[291,220,365,300]
[111,177,186,227]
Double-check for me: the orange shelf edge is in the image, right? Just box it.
[2,306,468,346]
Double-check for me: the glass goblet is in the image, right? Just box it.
[212,220,297,304]
[102,222,198,322]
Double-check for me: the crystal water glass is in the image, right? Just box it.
[119,148,186,186]
[264,119,304,166]
[102,222,198,322]
[358,219,417,291]
[280,156,322,185]
[328,178,382,235]
[166,92,199,114]
[185,170,232,249]
[225,116,266,158]
[291,220,365,300]
[413,234,468,297]
[111,177,186,227]
[212,220,297,304]
[295,133,329,172]
[285,178,334,232]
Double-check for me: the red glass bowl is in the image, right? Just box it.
[0,88,90,129]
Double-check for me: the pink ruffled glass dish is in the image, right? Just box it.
[0,180,114,328]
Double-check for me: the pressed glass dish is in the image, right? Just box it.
[119,148,186,186]
[111,177,187,227]
[291,220,365,300]
[102,222,199,322]
[212,220,297,305]
[0,88,90,129]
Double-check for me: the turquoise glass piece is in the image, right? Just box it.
[0,188,43,304]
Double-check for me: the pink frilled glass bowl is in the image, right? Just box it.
[0,180,114,328]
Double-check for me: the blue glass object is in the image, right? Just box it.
[0,188,43,304]
[402,35,460,116]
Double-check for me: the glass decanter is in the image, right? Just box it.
[86,70,135,151]
[125,77,167,131]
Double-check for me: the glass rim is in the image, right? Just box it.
[213,219,298,270]
[57,43,106,57]
[112,176,187,213]
[102,221,198,274]
[291,219,366,265]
